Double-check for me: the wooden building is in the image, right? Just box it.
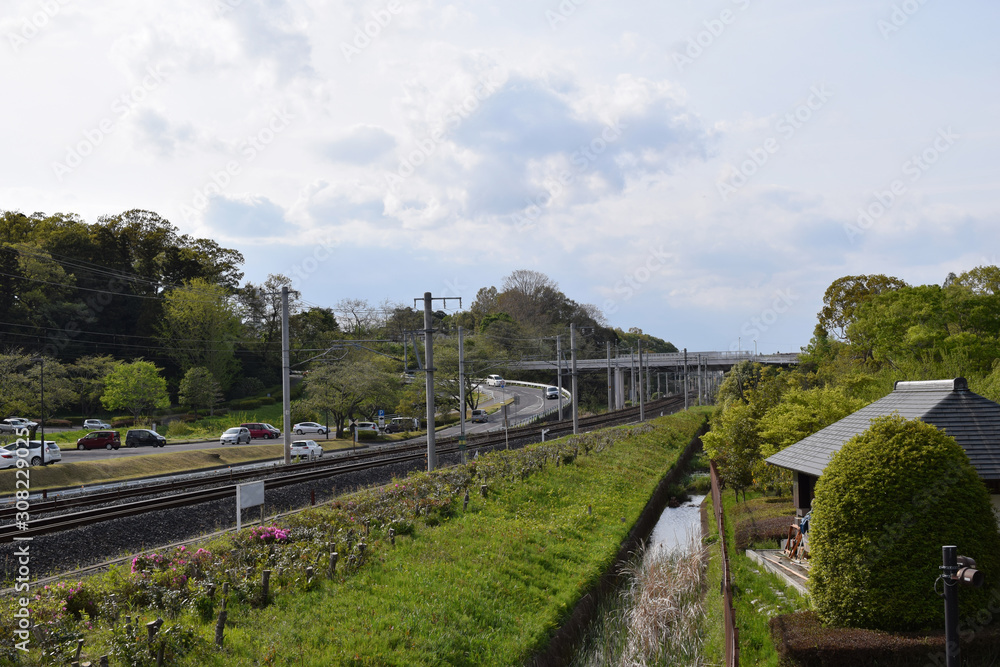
[766,378,1000,518]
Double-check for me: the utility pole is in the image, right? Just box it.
[281,286,291,464]
[606,340,612,412]
[414,292,462,472]
[683,347,688,411]
[556,335,563,421]
[638,339,644,421]
[422,292,437,471]
[570,323,579,434]
[458,326,466,464]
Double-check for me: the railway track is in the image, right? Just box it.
[0,396,687,543]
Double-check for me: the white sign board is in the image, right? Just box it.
[236,481,265,530]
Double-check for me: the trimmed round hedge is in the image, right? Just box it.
[810,414,1000,632]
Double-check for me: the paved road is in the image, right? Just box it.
[39,381,560,464]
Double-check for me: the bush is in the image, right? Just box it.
[41,418,71,427]
[810,414,1000,631]
[110,417,136,428]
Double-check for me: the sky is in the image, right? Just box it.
[2,0,997,354]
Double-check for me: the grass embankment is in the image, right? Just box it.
[1,409,707,666]
[702,490,810,666]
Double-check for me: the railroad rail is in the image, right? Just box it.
[0,396,687,543]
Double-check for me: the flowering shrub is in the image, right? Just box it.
[32,581,98,623]
[248,525,291,543]
[130,545,214,592]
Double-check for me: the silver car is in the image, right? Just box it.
[220,427,251,445]
[293,422,330,436]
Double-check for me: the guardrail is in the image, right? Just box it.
[481,380,570,431]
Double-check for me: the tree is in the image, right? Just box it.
[301,357,399,437]
[69,355,120,417]
[101,361,170,421]
[178,366,223,416]
[817,274,908,341]
[810,414,1000,631]
[159,278,243,390]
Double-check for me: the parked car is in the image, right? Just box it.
[76,430,121,450]
[289,439,324,459]
[3,440,61,466]
[485,374,504,387]
[83,419,112,430]
[261,423,281,438]
[384,417,415,433]
[0,448,16,469]
[241,423,277,439]
[293,422,330,436]
[545,386,560,400]
[125,429,166,448]
[354,422,379,436]
[220,427,251,445]
[471,409,488,423]
[3,417,37,431]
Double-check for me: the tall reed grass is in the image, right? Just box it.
[574,536,708,667]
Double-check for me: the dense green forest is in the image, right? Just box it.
[705,268,1000,496]
[0,208,676,426]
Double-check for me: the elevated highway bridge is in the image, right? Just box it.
[509,350,800,410]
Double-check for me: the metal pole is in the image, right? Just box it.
[458,326,466,464]
[606,340,612,412]
[943,545,960,667]
[683,348,688,410]
[698,354,703,406]
[423,292,437,471]
[556,335,563,420]
[571,323,579,435]
[281,287,291,465]
[638,339,644,421]
[39,357,45,465]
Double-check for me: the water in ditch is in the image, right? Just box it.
[649,494,706,553]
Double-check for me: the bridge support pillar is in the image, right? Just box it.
[614,367,626,409]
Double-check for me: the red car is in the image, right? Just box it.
[240,423,278,439]
[76,430,121,450]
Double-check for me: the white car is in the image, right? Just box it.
[354,421,379,435]
[3,440,61,466]
[3,417,37,431]
[0,448,18,469]
[293,422,330,436]
[83,419,111,429]
[545,386,560,400]
[471,409,488,423]
[220,427,251,445]
[485,374,504,387]
[289,439,324,459]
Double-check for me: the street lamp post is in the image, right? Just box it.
[31,356,45,465]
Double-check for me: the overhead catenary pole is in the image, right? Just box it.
[422,292,437,471]
[556,335,563,420]
[458,326,466,464]
[637,338,644,421]
[571,323,579,434]
[683,347,688,411]
[281,286,291,464]
[606,340,612,412]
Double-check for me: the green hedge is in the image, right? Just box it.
[811,414,1000,631]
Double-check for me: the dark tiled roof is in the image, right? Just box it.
[766,378,1000,480]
